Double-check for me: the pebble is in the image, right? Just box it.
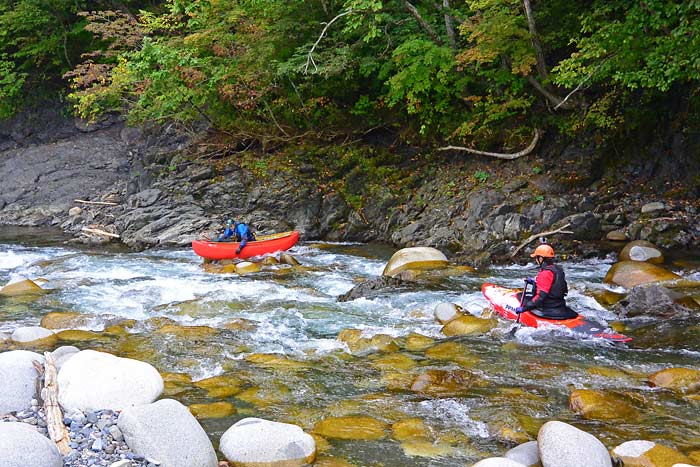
[1,405,150,467]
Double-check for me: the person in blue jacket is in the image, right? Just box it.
[217,219,256,254]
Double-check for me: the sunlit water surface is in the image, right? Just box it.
[2,228,699,465]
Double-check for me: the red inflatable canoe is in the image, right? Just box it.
[192,231,300,260]
[482,283,631,343]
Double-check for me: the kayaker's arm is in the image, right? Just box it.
[217,226,233,242]
[522,269,554,311]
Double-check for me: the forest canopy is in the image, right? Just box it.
[2,0,699,149]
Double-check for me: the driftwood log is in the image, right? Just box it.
[42,352,72,455]
[81,227,120,238]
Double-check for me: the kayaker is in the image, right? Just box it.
[217,220,256,253]
[515,244,575,319]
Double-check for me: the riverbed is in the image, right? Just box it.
[1,229,699,465]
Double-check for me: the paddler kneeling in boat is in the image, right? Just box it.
[515,244,576,319]
[217,219,256,254]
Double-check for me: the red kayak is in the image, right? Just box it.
[192,231,300,260]
[482,283,631,343]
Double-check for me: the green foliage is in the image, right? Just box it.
[472,170,490,183]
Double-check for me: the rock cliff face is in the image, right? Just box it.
[1,106,699,264]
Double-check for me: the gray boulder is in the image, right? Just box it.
[11,326,55,343]
[337,276,408,302]
[471,458,527,467]
[58,349,163,412]
[538,421,611,467]
[0,422,63,467]
[117,399,217,467]
[220,418,316,467]
[51,345,80,372]
[614,284,693,318]
[0,350,43,415]
[505,441,540,466]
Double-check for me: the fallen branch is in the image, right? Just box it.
[74,199,118,206]
[42,352,72,456]
[304,9,354,74]
[511,224,573,257]
[81,227,120,238]
[438,129,541,160]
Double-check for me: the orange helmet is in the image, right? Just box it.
[530,244,555,258]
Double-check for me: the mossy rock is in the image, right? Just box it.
[55,330,108,342]
[189,401,236,419]
[0,279,45,296]
[391,418,430,441]
[611,440,692,467]
[568,389,638,421]
[161,372,193,396]
[424,341,479,367]
[236,261,261,275]
[382,247,448,278]
[400,439,455,458]
[40,311,94,330]
[313,456,357,467]
[441,315,495,337]
[245,353,309,369]
[194,374,243,398]
[591,290,626,307]
[154,323,219,339]
[410,369,483,397]
[403,333,435,351]
[648,367,700,393]
[370,353,417,371]
[605,261,681,288]
[313,416,387,440]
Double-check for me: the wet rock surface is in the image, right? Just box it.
[1,105,699,262]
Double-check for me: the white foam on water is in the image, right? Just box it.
[0,250,27,270]
[416,399,490,438]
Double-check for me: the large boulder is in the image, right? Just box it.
[117,399,217,467]
[0,350,43,415]
[611,440,692,467]
[471,458,527,467]
[220,418,316,467]
[0,422,63,467]
[537,421,612,467]
[604,261,681,289]
[57,349,163,411]
[505,441,540,467]
[614,284,692,318]
[382,247,448,278]
[441,315,496,337]
[434,302,464,324]
[619,240,664,264]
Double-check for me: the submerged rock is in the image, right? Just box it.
[410,369,481,397]
[313,416,387,440]
[220,418,316,467]
[647,367,700,393]
[189,401,236,419]
[568,389,637,421]
[382,247,448,278]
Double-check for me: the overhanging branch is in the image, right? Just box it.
[304,9,354,74]
[404,1,444,46]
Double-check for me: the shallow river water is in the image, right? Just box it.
[2,228,700,466]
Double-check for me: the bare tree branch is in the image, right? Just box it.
[526,76,574,109]
[522,0,547,80]
[554,61,606,110]
[511,224,573,257]
[438,128,542,160]
[404,1,444,46]
[304,9,354,74]
[443,0,457,49]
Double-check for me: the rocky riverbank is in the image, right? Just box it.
[1,106,699,266]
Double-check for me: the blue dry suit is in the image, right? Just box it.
[218,222,256,253]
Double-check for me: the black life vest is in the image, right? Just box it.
[536,263,569,316]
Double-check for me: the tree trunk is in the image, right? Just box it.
[443,0,457,49]
[522,0,548,81]
[405,1,444,46]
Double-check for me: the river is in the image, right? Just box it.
[1,228,699,465]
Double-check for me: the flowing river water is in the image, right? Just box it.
[2,228,700,466]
